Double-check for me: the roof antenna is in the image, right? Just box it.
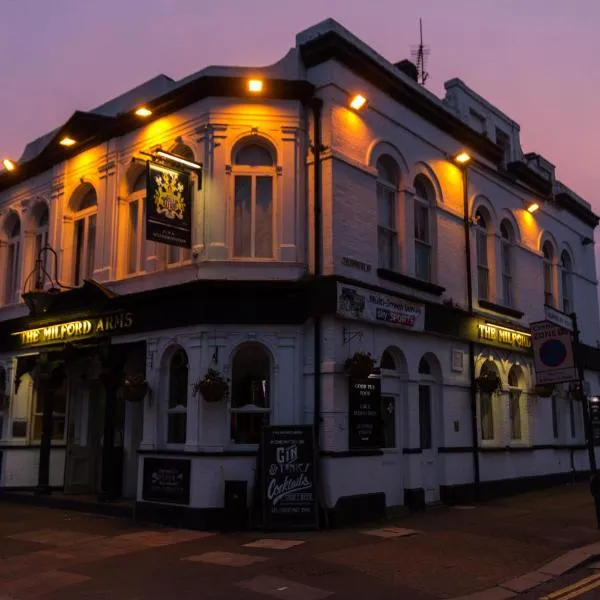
[410,18,430,86]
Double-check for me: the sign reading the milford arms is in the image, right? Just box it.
[12,312,134,348]
[146,162,192,249]
[461,318,532,352]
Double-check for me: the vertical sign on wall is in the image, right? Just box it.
[530,320,578,385]
[348,378,382,449]
[146,162,192,248]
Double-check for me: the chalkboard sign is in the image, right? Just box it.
[142,457,191,505]
[261,425,318,530]
[348,378,382,449]
[590,399,600,446]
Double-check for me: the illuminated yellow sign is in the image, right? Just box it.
[13,312,133,347]
[477,323,531,349]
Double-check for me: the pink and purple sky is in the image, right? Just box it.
[1,0,598,208]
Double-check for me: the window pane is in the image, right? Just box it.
[73,219,84,285]
[415,242,431,281]
[168,414,186,444]
[414,202,429,242]
[377,185,395,228]
[231,346,270,409]
[569,395,576,438]
[127,200,139,274]
[419,385,432,449]
[476,230,487,266]
[169,350,188,409]
[502,274,512,307]
[480,392,494,440]
[381,396,396,448]
[230,412,268,444]
[5,243,15,304]
[234,176,252,257]
[378,228,395,270]
[85,214,96,280]
[478,266,489,300]
[509,392,522,440]
[255,176,273,258]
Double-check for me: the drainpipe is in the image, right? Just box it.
[462,165,481,501]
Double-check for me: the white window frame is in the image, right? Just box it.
[5,230,20,305]
[125,191,147,276]
[165,349,189,448]
[500,223,513,307]
[72,207,97,286]
[377,179,398,271]
[33,206,49,287]
[561,251,573,315]
[476,223,489,301]
[31,381,68,444]
[542,242,556,307]
[414,196,432,282]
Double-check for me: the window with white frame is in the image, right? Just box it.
[232,143,275,259]
[33,204,49,286]
[4,213,21,305]
[71,186,97,286]
[413,175,433,282]
[500,220,514,307]
[478,360,499,441]
[166,349,188,445]
[230,343,271,444]
[376,155,399,270]
[125,170,147,276]
[507,365,525,442]
[561,250,573,314]
[475,209,489,301]
[542,241,556,307]
[32,376,67,442]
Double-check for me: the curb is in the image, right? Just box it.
[452,542,600,600]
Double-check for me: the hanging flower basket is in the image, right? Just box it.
[534,384,555,398]
[476,371,501,394]
[121,374,148,403]
[194,368,229,403]
[344,351,375,379]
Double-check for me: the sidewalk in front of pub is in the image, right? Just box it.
[0,483,600,599]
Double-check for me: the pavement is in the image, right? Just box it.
[1,482,600,599]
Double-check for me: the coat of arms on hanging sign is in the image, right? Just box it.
[146,162,192,249]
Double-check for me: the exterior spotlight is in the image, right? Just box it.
[155,150,202,171]
[2,159,16,171]
[248,79,263,93]
[454,151,472,165]
[59,137,76,147]
[526,202,540,214]
[349,94,367,111]
[135,107,152,117]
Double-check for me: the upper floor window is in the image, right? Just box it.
[413,175,434,282]
[4,213,21,305]
[71,186,97,286]
[230,343,271,444]
[232,143,275,259]
[542,241,555,307]
[126,170,147,275]
[561,250,573,314]
[33,204,49,285]
[500,220,514,307]
[474,208,489,300]
[376,155,399,270]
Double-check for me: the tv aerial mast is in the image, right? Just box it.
[410,18,430,86]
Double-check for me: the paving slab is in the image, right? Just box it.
[236,575,333,600]
[500,570,553,593]
[243,539,305,550]
[182,550,269,567]
[360,527,420,539]
[453,586,516,600]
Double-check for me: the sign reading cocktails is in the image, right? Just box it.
[12,312,133,348]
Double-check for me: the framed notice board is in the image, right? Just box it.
[260,425,318,530]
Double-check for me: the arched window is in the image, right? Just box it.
[478,360,498,441]
[165,145,193,267]
[376,155,399,270]
[500,220,514,307]
[230,344,271,444]
[475,208,489,300]
[507,365,524,442]
[71,186,97,286]
[380,350,396,371]
[167,349,188,444]
[542,241,555,307]
[125,169,146,275]
[33,204,49,286]
[414,175,434,281]
[561,250,573,314]
[232,142,275,259]
[4,213,21,304]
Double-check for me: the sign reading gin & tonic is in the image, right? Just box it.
[12,312,133,348]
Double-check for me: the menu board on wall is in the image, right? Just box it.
[590,400,600,447]
[348,378,382,450]
[142,457,191,505]
[260,425,318,530]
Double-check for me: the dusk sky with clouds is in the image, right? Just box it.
[1,0,598,209]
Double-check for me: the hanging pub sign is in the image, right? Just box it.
[146,162,192,248]
[261,425,318,530]
[348,378,382,449]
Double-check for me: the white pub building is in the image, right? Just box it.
[0,18,599,527]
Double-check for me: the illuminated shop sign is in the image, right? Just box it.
[477,323,531,349]
[12,312,134,347]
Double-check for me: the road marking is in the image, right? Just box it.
[556,579,600,600]
[540,572,600,600]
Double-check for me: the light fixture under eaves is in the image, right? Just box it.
[453,151,472,165]
[349,94,367,111]
[155,150,202,170]
[247,79,263,93]
[135,106,152,117]
[526,201,540,214]
[2,158,16,171]
[60,137,76,147]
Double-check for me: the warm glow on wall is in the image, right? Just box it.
[60,137,76,147]
[349,94,367,111]
[2,159,15,171]
[248,79,263,93]
[454,151,471,165]
[135,107,152,118]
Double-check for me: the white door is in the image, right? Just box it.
[419,383,439,504]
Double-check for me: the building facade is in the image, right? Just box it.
[0,19,598,526]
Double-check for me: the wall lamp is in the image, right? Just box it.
[135,106,152,118]
[59,137,76,147]
[526,201,540,214]
[349,94,367,111]
[2,158,16,172]
[155,149,202,171]
[453,151,472,166]
[248,79,263,93]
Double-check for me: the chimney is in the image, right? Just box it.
[395,59,418,82]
